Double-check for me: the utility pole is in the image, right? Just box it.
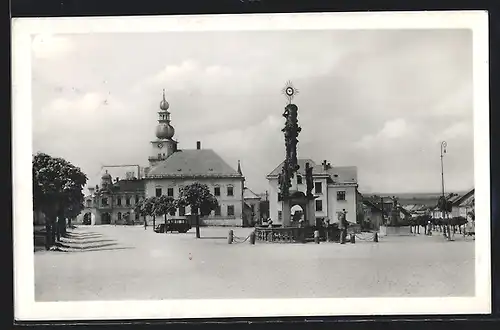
[440,141,451,240]
[380,196,384,225]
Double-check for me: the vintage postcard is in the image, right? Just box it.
[12,11,490,321]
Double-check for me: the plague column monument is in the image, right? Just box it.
[278,82,317,227]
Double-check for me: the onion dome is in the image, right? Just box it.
[156,123,175,139]
[160,89,170,111]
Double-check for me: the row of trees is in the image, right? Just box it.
[134,182,219,238]
[33,153,88,250]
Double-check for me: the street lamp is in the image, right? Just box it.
[440,141,452,240]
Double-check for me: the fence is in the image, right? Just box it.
[254,226,342,243]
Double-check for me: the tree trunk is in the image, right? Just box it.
[68,217,72,228]
[153,216,156,229]
[195,210,200,239]
[165,214,168,234]
[143,215,147,229]
[60,217,67,236]
[55,217,61,242]
[51,217,57,244]
[45,220,51,250]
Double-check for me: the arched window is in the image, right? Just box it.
[118,212,122,220]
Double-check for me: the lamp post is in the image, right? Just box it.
[440,141,450,240]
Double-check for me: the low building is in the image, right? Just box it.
[266,159,358,226]
[451,188,474,219]
[242,187,262,226]
[361,199,384,230]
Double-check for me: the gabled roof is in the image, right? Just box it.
[147,149,243,179]
[452,188,475,206]
[362,200,382,212]
[243,187,261,200]
[266,159,357,184]
[113,179,145,192]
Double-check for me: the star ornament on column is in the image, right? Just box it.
[282,80,299,104]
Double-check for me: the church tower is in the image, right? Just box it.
[148,90,178,167]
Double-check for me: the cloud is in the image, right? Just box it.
[355,118,415,149]
[32,34,74,60]
[440,120,473,141]
[31,30,474,194]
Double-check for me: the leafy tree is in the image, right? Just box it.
[134,199,147,228]
[141,197,158,228]
[154,195,177,233]
[178,182,219,238]
[33,153,87,249]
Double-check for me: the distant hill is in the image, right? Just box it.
[360,191,470,207]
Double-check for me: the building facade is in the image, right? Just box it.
[266,159,359,226]
[78,90,246,227]
[76,172,145,225]
[242,187,262,226]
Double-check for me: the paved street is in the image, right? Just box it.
[35,225,475,301]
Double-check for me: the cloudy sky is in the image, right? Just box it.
[31,29,474,194]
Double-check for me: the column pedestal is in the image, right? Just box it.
[282,199,291,227]
[305,199,316,226]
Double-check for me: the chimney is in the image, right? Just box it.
[196,141,201,150]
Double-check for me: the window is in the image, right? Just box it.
[250,204,255,214]
[337,191,346,201]
[215,206,221,216]
[155,188,162,197]
[125,197,131,206]
[179,206,186,216]
[167,188,174,197]
[227,186,234,196]
[135,212,139,220]
[117,197,122,206]
[158,153,162,159]
[278,211,282,221]
[118,212,122,220]
[315,182,322,194]
[214,186,221,196]
[315,200,323,212]
[297,175,303,184]
[102,198,108,206]
[227,205,235,216]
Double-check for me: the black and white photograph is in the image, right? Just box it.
[12,11,490,320]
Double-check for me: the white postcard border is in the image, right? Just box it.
[12,11,491,321]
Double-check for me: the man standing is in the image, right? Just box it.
[340,209,348,244]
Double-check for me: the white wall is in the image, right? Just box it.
[267,176,357,225]
[327,185,357,224]
[268,178,280,223]
[145,177,244,221]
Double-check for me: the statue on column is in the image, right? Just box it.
[282,103,301,174]
[305,162,314,197]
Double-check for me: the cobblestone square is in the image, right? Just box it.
[34,225,475,301]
